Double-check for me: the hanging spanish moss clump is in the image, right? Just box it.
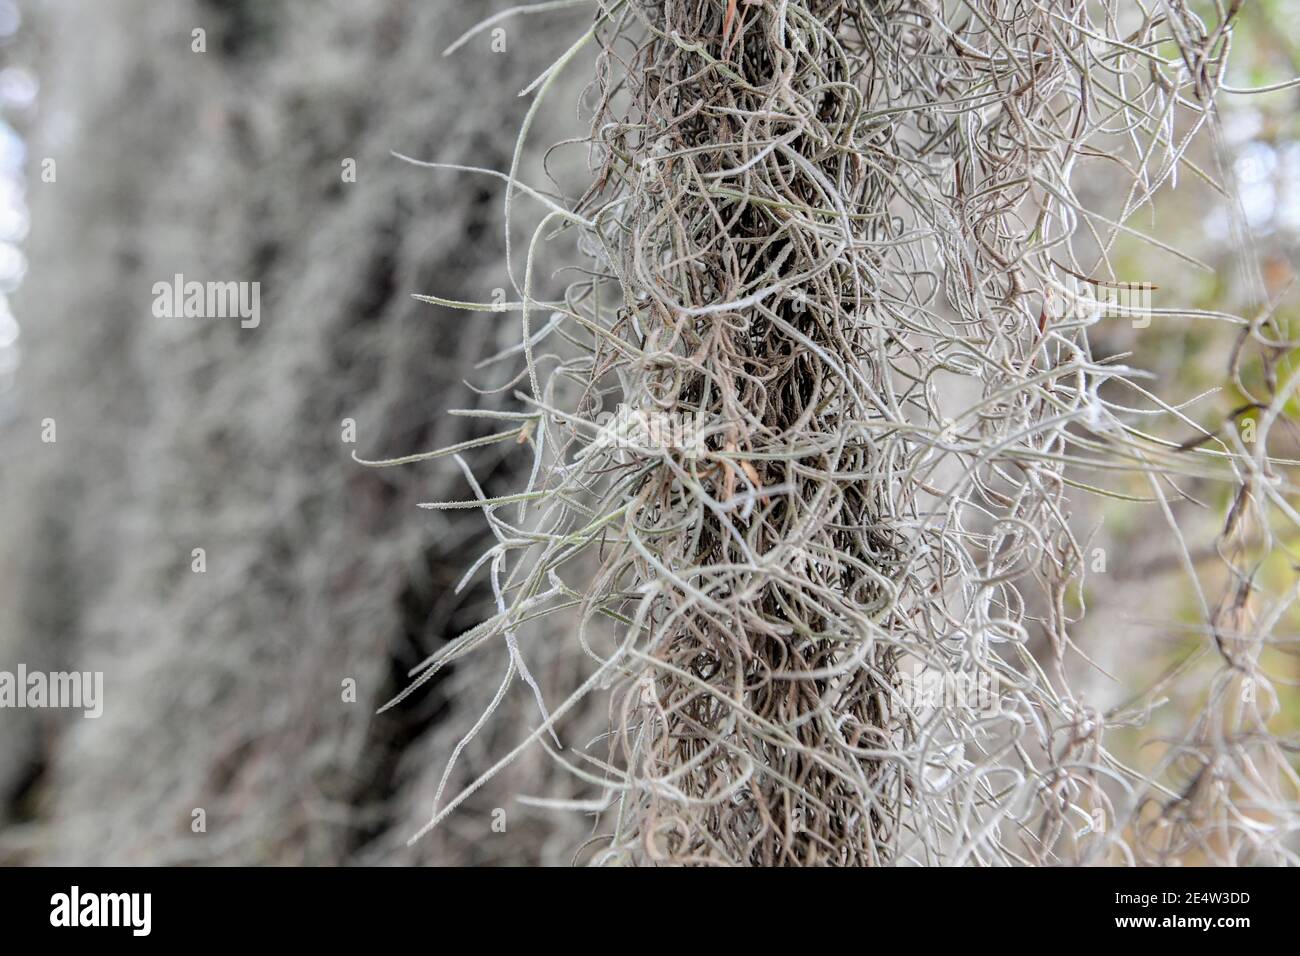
[375,0,1300,865]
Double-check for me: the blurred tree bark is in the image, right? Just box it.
[0,0,593,864]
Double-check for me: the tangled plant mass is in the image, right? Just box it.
[368,0,1300,864]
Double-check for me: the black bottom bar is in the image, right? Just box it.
[0,865,1281,942]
